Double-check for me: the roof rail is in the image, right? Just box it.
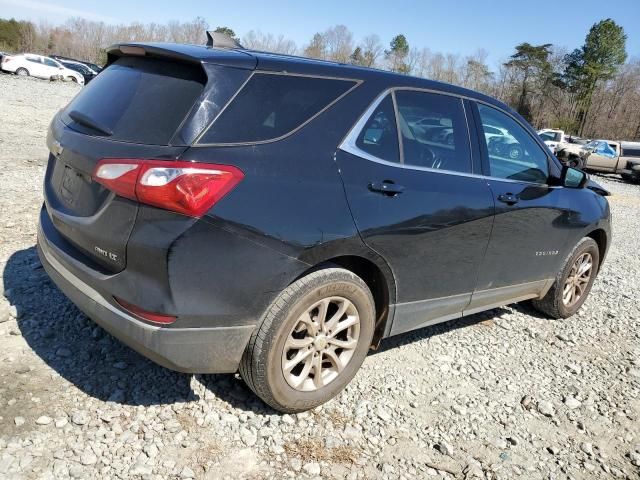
[205,31,244,49]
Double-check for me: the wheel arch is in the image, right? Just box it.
[586,228,608,272]
[293,254,396,349]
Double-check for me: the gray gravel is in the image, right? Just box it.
[1,73,639,479]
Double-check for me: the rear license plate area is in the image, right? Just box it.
[59,164,84,206]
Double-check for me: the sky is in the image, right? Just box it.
[1,0,639,68]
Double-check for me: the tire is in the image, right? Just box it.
[67,76,77,83]
[16,68,29,76]
[568,155,583,169]
[508,145,523,160]
[621,173,640,184]
[532,237,600,319]
[240,267,375,413]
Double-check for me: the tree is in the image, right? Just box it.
[385,34,409,73]
[504,43,553,121]
[304,32,327,59]
[213,26,237,41]
[350,46,364,65]
[323,25,353,63]
[243,30,297,54]
[563,19,627,135]
[360,34,383,67]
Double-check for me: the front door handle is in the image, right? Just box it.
[368,181,404,196]
[497,193,519,205]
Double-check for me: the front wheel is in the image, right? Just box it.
[16,68,29,76]
[240,267,375,412]
[567,156,584,169]
[532,237,600,319]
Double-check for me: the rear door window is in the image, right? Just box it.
[355,94,400,163]
[62,56,206,145]
[199,73,357,144]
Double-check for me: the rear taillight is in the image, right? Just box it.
[115,297,176,325]
[93,159,244,217]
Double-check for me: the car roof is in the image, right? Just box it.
[109,42,512,113]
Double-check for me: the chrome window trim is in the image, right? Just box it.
[338,86,553,187]
[390,90,404,164]
[193,70,363,147]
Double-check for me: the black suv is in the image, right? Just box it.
[37,41,611,412]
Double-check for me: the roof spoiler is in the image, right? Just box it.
[206,31,244,49]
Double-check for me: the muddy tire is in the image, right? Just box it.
[532,237,600,319]
[240,268,375,413]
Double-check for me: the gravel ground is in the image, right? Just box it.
[0,73,639,480]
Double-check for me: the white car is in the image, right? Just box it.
[483,124,515,143]
[0,53,84,85]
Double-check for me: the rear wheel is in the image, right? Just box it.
[240,267,375,412]
[621,173,640,184]
[16,68,29,76]
[532,237,599,319]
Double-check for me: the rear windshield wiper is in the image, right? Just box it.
[67,110,113,137]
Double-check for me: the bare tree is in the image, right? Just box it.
[323,25,353,63]
[7,15,639,140]
[304,32,327,60]
[243,30,297,54]
[359,34,383,67]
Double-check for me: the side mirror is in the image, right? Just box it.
[561,166,587,188]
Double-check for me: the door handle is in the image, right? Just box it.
[368,181,404,196]
[497,193,519,205]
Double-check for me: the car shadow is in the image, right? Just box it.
[3,246,271,412]
[4,245,529,413]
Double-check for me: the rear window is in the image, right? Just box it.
[62,56,206,145]
[199,73,357,144]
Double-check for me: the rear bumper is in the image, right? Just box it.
[37,223,255,374]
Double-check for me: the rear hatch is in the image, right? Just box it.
[44,55,209,273]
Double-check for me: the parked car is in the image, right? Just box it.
[50,55,102,82]
[57,59,98,84]
[37,41,611,412]
[538,129,589,158]
[576,140,640,183]
[0,53,84,84]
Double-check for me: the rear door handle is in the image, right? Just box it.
[368,181,404,196]
[497,193,519,205]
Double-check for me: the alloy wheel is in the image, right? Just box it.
[562,252,593,307]
[282,296,360,392]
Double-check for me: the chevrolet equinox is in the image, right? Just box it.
[37,40,611,412]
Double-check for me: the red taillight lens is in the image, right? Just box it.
[114,297,177,325]
[93,159,244,217]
